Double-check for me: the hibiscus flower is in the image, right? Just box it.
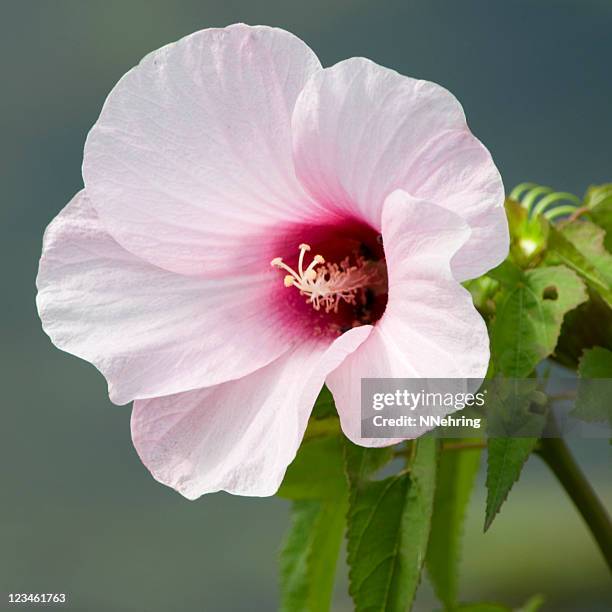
[36,24,508,498]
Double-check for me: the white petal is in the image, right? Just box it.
[292,57,507,281]
[327,191,489,445]
[83,24,329,276]
[37,191,298,404]
[131,328,371,498]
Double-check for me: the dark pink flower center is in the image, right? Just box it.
[270,219,388,338]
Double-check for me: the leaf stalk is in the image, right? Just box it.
[536,420,612,572]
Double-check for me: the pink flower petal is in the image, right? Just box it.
[83,24,330,277]
[36,191,303,404]
[131,327,371,498]
[326,190,489,446]
[292,57,507,281]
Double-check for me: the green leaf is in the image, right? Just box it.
[578,345,612,377]
[450,604,509,612]
[481,379,546,533]
[484,437,538,531]
[279,497,348,612]
[584,183,612,210]
[463,275,499,317]
[426,441,482,609]
[487,263,583,530]
[561,220,612,284]
[277,430,346,500]
[490,263,588,376]
[546,224,612,307]
[516,594,545,612]
[344,441,395,483]
[311,385,336,419]
[446,597,544,612]
[590,199,612,252]
[483,378,547,438]
[278,397,351,610]
[345,437,436,612]
[573,347,612,423]
[487,260,523,286]
[553,285,612,370]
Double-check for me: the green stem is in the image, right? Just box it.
[537,430,612,572]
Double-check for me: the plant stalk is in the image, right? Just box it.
[537,426,612,572]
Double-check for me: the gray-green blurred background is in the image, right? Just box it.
[2,1,611,610]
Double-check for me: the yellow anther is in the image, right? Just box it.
[283,275,295,287]
[270,257,283,267]
[299,243,311,251]
[314,254,325,264]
